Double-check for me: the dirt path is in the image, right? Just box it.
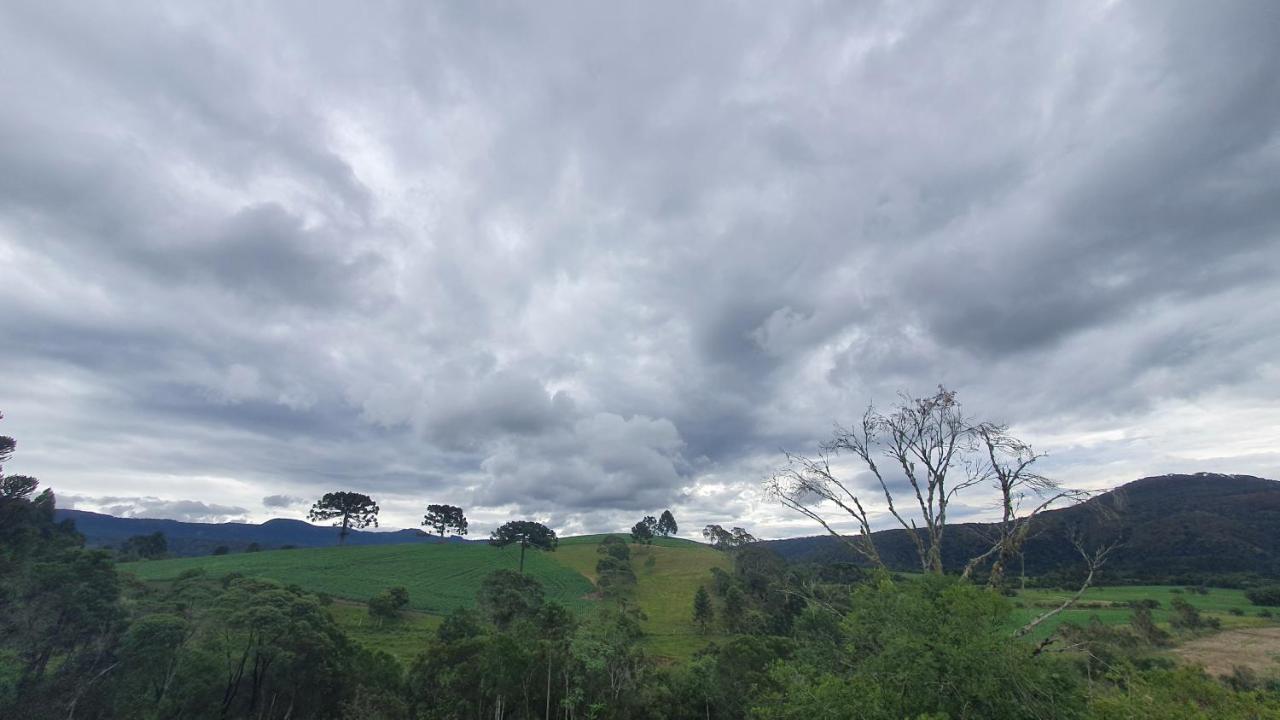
[1174,626,1280,677]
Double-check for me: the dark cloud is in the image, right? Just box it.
[262,495,304,509]
[2,1,1278,538]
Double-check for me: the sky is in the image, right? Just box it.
[2,1,1278,539]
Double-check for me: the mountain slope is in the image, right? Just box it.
[57,509,459,555]
[765,473,1280,580]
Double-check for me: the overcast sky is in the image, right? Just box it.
[2,2,1278,538]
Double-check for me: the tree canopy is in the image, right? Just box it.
[422,504,468,537]
[488,520,557,573]
[307,491,379,545]
[657,510,678,537]
[630,516,657,544]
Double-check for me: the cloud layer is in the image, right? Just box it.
[2,1,1278,537]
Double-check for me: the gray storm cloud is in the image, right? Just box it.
[1,1,1278,537]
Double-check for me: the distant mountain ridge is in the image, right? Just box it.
[56,509,467,556]
[764,473,1280,581]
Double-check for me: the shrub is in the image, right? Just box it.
[1244,585,1280,607]
[368,586,410,624]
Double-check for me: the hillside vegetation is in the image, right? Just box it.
[124,533,732,658]
[768,473,1280,581]
[124,541,595,614]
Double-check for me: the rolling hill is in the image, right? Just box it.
[765,473,1280,580]
[56,508,458,556]
[121,533,732,658]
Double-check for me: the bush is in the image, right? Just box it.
[212,545,230,555]
[368,586,410,624]
[1244,585,1280,607]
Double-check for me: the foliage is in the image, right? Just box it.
[1245,585,1280,607]
[755,574,1087,720]
[421,504,468,537]
[692,587,713,633]
[702,524,757,551]
[631,516,657,544]
[657,510,678,537]
[596,538,636,597]
[368,586,410,624]
[488,520,558,573]
[308,491,380,545]
[477,569,546,630]
[118,531,168,560]
[1086,666,1280,719]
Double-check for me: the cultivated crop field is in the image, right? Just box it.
[123,541,596,614]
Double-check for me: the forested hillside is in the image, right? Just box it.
[767,473,1280,582]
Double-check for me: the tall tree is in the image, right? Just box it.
[692,586,714,633]
[307,491,379,545]
[422,504,469,537]
[656,510,678,537]
[767,385,1117,642]
[702,524,757,551]
[630,516,657,544]
[488,520,558,573]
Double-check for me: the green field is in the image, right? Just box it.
[123,540,1273,663]
[123,542,596,614]
[1009,584,1269,641]
[123,535,731,660]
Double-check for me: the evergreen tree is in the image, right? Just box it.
[657,509,678,537]
[630,516,657,544]
[488,520,558,573]
[422,504,469,537]
[307,491,380,545]
[693,586,714,633]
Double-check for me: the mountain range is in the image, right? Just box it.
[55,509,463,556]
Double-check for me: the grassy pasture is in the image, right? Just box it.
[122,534,731,660]
[1010,584,1269,641]
[123,541,596,615]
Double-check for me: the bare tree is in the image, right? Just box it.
[959,422,1087,587]
[768,385,1124,649]
[768,387,980,573]
[768,449,883,568]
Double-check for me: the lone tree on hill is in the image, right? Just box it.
[489,520,558,573]
[656,510,678,537]
[422,504,469,537]
[630,516,657,544]
[308,491,380,545]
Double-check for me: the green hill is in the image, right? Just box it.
[124,541,596,615]
[123,534,732,659]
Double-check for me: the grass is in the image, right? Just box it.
[127,538,1273,664]
[123,534,732,661]
[326,601,441,664]
[1009,584,1270,641]
[122,542,596,615]
[547,534,733,659]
